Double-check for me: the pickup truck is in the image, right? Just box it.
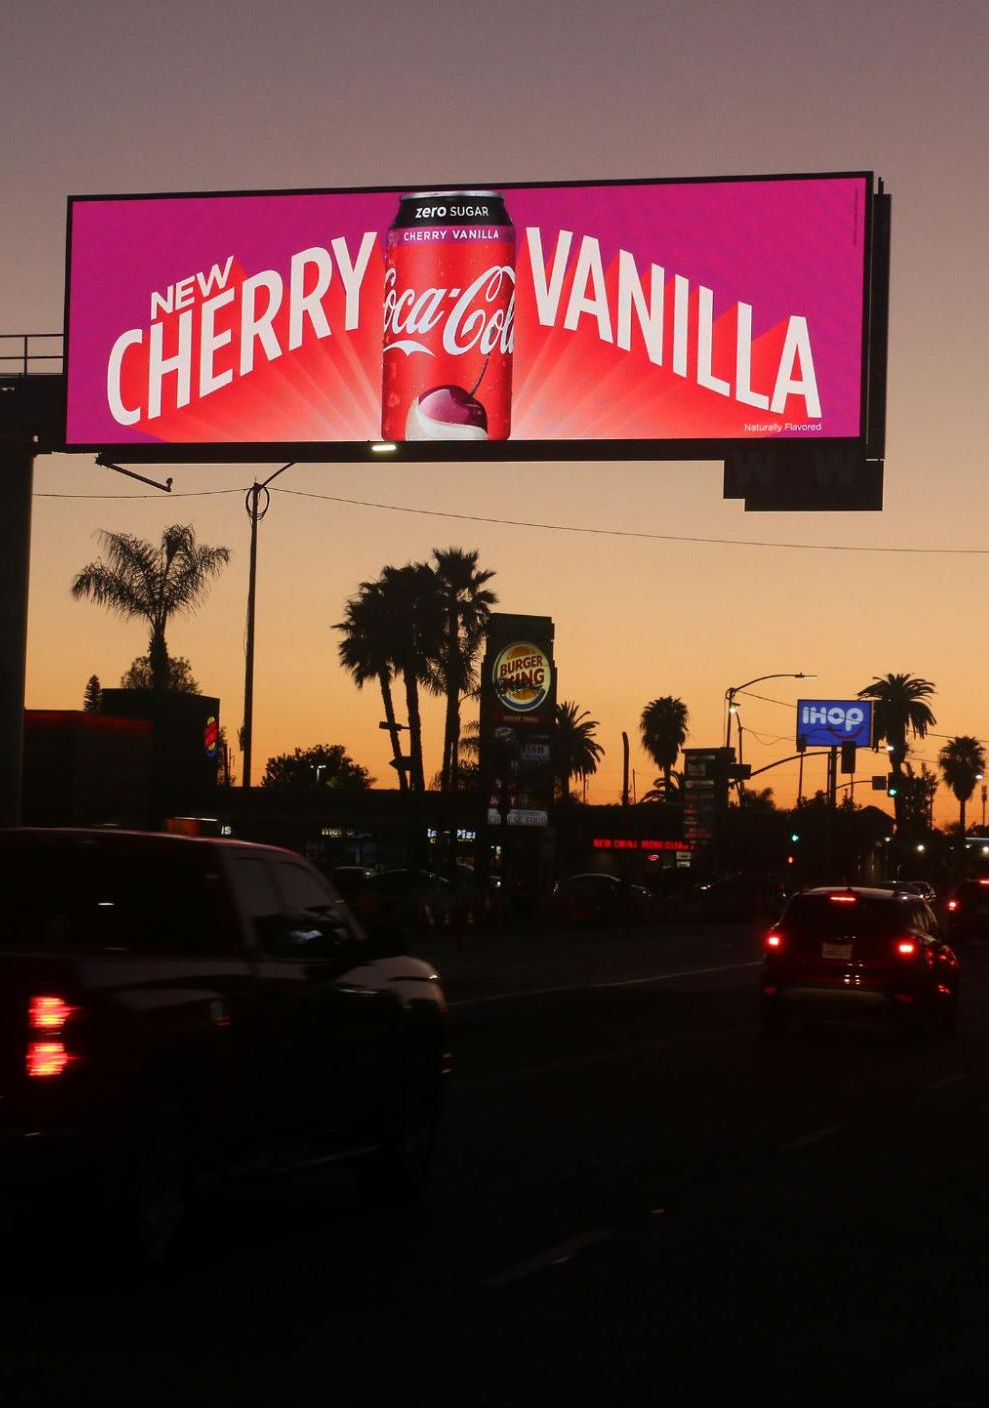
[0,828,450,1262]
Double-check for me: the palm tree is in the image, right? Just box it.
[938,736,986,846]
[335,583,408,792]
[640,696,690,799]
[857,673,936,826]
[378,562,444,792]
[431,548,497,793]
[71,526,230,691]
[553,700,604,800]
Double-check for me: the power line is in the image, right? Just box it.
[270,486,989,556]
[34,488,247,500]
[27,478,989,558]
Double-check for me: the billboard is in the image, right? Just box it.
[64,173,874,460]
[479,614,556,828]
[796,699,874,749]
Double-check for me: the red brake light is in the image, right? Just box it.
[26,1042,72,1078]
[947,899,960,912]
[980,880,989,887]
[766,932,783,949]
[29,995,74,1031]
[896,939,917,957]
[830,894,857,904]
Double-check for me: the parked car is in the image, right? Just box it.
[760,885,959,1038]
[875,879,938,903]
[691,872,787,922]
[945,878,989,945]
[0,829,450,1262]
[549,873,654,925]
[363,868,481,930]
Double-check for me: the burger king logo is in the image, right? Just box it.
[492,642,552,713]
[204,714,219,758]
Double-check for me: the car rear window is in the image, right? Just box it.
[782,894,916,936]
[0,843,230,956]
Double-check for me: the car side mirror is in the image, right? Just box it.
[256,913,344,960]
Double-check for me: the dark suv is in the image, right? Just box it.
[760,886,959,1038]
[0,829,450,1260]
[945,878,989,945]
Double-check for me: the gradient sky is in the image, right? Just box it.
[4,0,989,824]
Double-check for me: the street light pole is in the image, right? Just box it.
[724,672,816,754]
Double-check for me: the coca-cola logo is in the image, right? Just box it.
[383,265,515,358]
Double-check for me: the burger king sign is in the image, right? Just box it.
[492,642,552,714]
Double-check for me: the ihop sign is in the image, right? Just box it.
[796,698,874,749]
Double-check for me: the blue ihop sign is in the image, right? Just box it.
[796,699,874,749]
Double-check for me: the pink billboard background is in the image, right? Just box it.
[65,176,868,447]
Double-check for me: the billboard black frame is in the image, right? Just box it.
[62,171,881,465]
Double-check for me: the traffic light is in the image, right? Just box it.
[840,741,857,774]
[790,831,800,844]
[886,775,899,797]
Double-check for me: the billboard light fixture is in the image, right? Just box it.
[370,442,397,454]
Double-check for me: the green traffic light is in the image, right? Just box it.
[790,832,800,843]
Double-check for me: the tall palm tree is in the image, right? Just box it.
[938,735,986,845]
[378,562,444,793]
[857,672,936,826]
[640,696,690,799]
[431,548,497,793]
[71,526,230,691]
[335,583,408,792]
[553,700,604,800]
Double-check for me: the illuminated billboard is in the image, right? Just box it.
[63,174,875,460]
[796,699,874,749]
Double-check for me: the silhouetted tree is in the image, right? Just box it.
[336,582,408,792]
[82,674,102,713]
[857,673,936,828]
[939,735,986,842]
[640,696,689,799]
[260,743,373,791]
[120,654,200,693]
[71,526,230,691]
[553,701,604,800]
[431,548,497,793]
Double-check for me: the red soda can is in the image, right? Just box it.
[382,190,515,442]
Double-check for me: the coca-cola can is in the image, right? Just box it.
[382,190,515,442]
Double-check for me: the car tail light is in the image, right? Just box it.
[895,939,918,957]
[979,880,989,887]
[26,1042,73,1078]
[766,931,783,950]
[26,995,79,1077]
[947,900,960,912]
[29,995,75,1031]
[830,894,857,904]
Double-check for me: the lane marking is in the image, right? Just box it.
[778,1124,842,1152]
[449,960,760,1010]
[482,1229,612,1287]
[455,1024,758,1091]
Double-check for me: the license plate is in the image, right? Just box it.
[822,942,852,960]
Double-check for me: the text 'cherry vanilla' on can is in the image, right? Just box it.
[382,190,515,442]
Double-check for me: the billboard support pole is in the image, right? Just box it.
[0,440,34,827]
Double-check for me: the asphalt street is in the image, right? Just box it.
[4,920,989,1407]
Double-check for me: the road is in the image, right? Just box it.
[5,920,989,1407]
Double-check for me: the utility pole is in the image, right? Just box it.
[621,731,630,807]
[241,463,294,788]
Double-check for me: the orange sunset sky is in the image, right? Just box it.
[4,0,989,826]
